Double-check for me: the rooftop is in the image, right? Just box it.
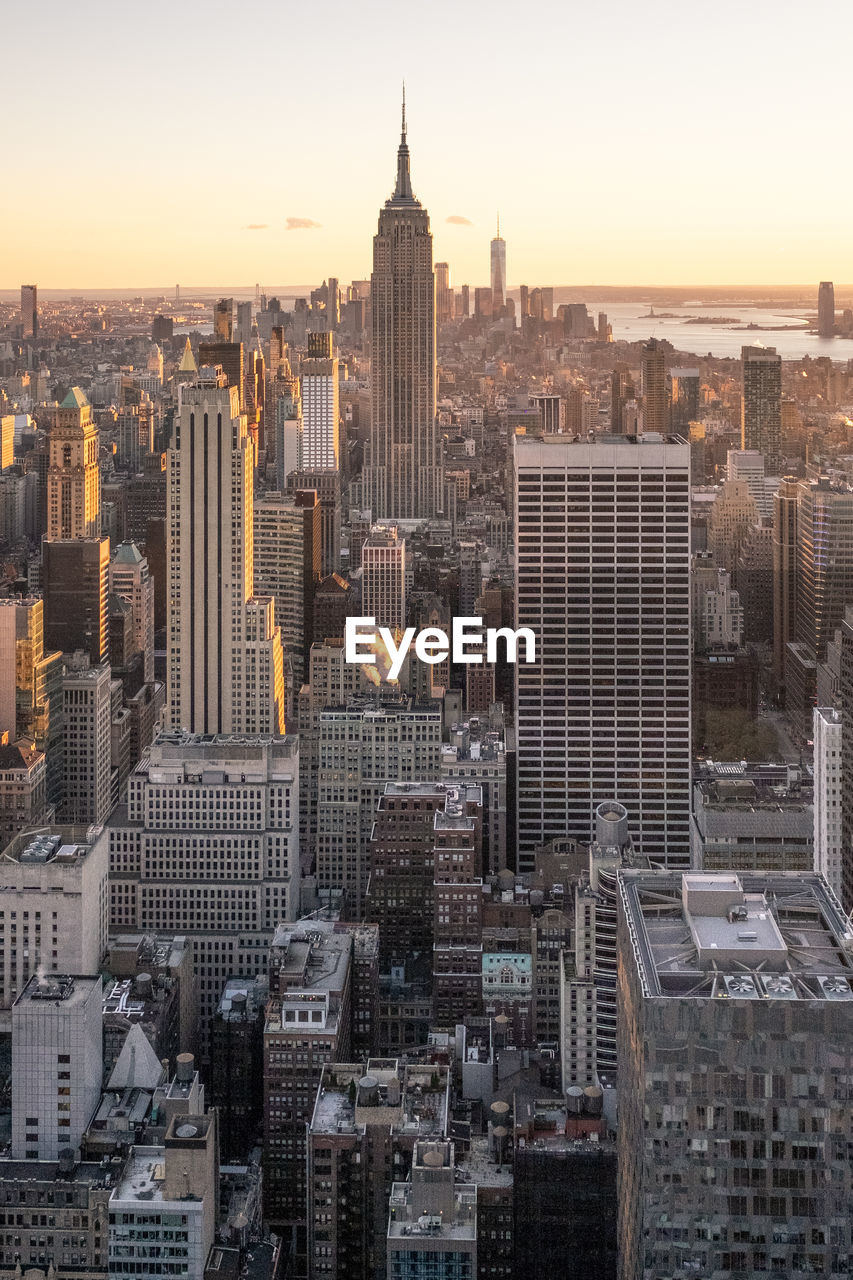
[3,829,93,868]
[15,973,100,1009]
[621,870,853,1000]
[310,1061,448,1137]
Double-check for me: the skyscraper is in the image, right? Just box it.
[490,215,506,312]
[365,95,441,519]
[741,344,782,472]
[166,375,285,734]
[110,541,155,683]
[254,488,321,697]
[514,433,691,870]
[42,536,110,665]
[301,331,340,470]
[20,284,37,339]
[213,296,233,341]
[47,388,100,538]
[362,523,406,630]
[818,280,835,337]
[773,475,799,689]
[640,338,667,433]
[435,261,453,323]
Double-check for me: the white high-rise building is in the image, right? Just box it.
[110,542,155,682]
[301,331,340,471]
[167,376,285,735]
[12,973,102,1161]
[0,828,109,1009]
[362,524,406,631]
[514,433,692,870]
[726,448,778,517]
[813,705,843,897]
[106,731,300,1056]
[365,96,441,519]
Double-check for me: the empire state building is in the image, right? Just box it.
[366,97,441,519]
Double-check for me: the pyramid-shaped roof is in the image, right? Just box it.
[60,387,89,409]
[113,541,144,566]
[178,337,197,373]
[107,1022,165,1091]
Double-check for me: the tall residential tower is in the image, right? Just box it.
[490,215,506,313]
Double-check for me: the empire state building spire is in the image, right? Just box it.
[367,91,441,520]
[389,83,418,206]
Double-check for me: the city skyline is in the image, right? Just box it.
[6,0,853,289]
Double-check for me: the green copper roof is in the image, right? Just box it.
[60,386,89,409]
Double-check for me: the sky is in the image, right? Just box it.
[5,0,853,290]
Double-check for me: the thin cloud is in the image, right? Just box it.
[286,217,322,231]
[246,223,269,230]
[446,214,473,226]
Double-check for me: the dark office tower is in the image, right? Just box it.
[198,340,244,409]
[460,283,470,317]
[669,367,700,431]
[365,95,441,519]
[490,214,506,311]
[20,285,38,339]
[365,782,449,970]
[145,516,167,632]
[796,479,853,660]
[312,572,355,643]
[326,276,340,326]
[514,434,691,871]
[286,470,341,579]
[617,869,853,1280]
[213,296,233,341]
[741,344,782,472]
[640,338,667,433]
[519,284,529,318]
[151,314,173,343]
[818,280,835,337]
[610,366,635,433]
[474,287,493,320]
[773,476,799,690]
[42,537,110,664]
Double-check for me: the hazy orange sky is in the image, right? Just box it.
[5,0,853,290]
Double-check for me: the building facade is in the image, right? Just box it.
[514,433,691,870]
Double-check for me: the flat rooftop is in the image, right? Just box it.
[620,870,853,1000]
[15,974,100,1008]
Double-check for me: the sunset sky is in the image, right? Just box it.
[6,0,853,290]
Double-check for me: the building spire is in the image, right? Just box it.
[392,83,414,202]
[496,211,501,238]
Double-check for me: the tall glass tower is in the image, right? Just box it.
[490,215,506,312]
